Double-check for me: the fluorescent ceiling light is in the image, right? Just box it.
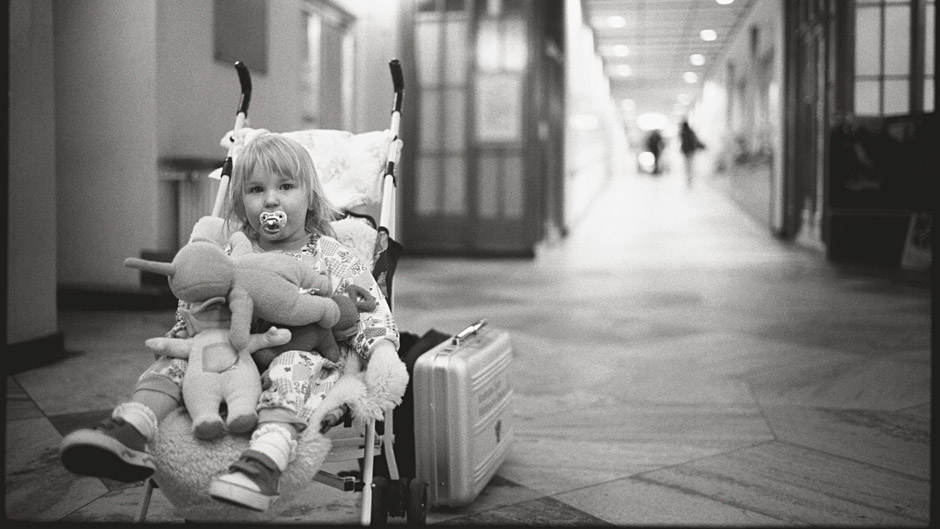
[612,64,633,77]
[637,112,669,131]
[700,29,718,41]
[690,53,706,66]
[715,0,734,5]
[607,15,626,28]
[683,71,699,83]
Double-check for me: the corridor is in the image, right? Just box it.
[6,170,931,525]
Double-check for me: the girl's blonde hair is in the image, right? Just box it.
[225,133,340,238]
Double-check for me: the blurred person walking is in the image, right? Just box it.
[679,120,705,186]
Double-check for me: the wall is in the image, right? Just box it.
[8,0,58,345]
[563,0,628,229]
[54,0,159,289]
[698,0,784,231]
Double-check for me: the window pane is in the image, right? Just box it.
[883,5,910,75]
[503,17,527,71]
[443,156,466,214]
[444,19,468,84]
[417,156,440,215]
[477,19,500,71]
[926,3,935,76]
[443,89,465,151]
[478,155,499,219]
[855,6,882,76]
[416,22,440,85]
[417,0,437,12]
[855,79,881,115]
[420,91,443,150]
[884,79,910,113]
[503,155,524,219]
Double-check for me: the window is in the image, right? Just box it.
[853,0,935,115]
[301,2,355,129]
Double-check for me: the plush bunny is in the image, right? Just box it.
[144,297,290,439]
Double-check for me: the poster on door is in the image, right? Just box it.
[475,74,522,143]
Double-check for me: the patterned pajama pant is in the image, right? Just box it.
[137,350,340,431]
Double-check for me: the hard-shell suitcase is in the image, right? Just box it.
[413,319,514,507]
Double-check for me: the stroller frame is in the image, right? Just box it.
[135,59,426,526]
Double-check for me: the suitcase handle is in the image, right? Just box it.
[452,319,488,346]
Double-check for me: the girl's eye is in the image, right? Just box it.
[280,183,295,191]
[247,186,264,194]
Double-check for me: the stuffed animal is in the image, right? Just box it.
[125,226,342,353]
[124,228,342,438]
[252,284,377,371]
[144,297,291,439]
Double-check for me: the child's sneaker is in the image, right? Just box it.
[59,416,155,482]
[208,450,281,512]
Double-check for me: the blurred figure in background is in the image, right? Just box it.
[679,120,705,186]
[645,129,665,174]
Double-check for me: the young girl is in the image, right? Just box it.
[59,132,402,512]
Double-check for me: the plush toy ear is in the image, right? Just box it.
[346,284,376,312]
[124,257,176,277]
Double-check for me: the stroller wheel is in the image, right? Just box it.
[369,476,389,526]
[406,478,429,525]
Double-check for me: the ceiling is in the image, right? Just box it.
[583,0,753,126]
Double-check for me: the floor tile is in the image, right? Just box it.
[764,405,931,479]
[5,377,43,421]
[438,496,613,526]
[556,475,786,526]
[5,417,110,521]
[631,441,930,526]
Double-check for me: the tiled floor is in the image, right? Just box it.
[5,169,931,525]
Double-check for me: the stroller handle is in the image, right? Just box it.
[389,59,404,113]
[234,61,252,116]
[212,61,252,218]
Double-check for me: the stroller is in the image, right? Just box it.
[134,60,428,525]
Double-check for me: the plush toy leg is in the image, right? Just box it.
[183,375,225,440]
[223,375,262,434]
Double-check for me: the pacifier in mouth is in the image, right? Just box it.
[260,211,287,235]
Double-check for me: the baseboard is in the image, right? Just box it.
[57,284,177,311]
[6,331,66,374]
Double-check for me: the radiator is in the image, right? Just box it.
[159,159,221,250]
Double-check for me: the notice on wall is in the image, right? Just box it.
[475,74,522,143]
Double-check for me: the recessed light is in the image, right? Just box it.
[700,29,718,41]
[683,71,699,83]
[613,64,633,77]
[690,54,706,66]
[715,0,734,5]
[612,44,630,57]
[607,15,626,28]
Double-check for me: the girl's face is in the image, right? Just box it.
[242,168,310,251]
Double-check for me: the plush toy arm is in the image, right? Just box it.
[246,327,292,354]
[228,286,254,351]
[145,337,194,359]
